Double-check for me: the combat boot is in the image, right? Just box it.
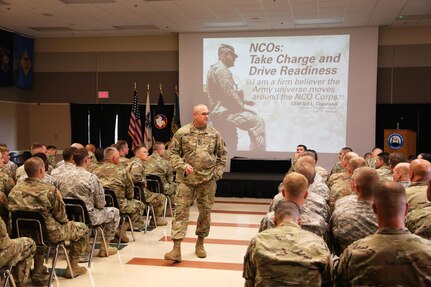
[164,239,182,262]
[64,258,87,278]
[195,236,207,258]
[31,255,49,286]
[115,222,130,243]
[98,240,118,257]
[155,217,168,226]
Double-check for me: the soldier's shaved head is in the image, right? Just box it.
[24,157,44,178]
[104,147,119,162]
[274,200,301,226]
[373,181,407,224]
[352,167,379,198]
[295,161,315,185]
[193,104,208,114]
[348,156,366,175]
[409,159,431,182]
[282,172,308,201]
[393,162,410,182]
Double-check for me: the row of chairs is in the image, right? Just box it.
[4,175,168,287]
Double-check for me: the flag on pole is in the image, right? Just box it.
[153,91,171,143]
[171,88,181,137]
[144,89,153,150]
[15,34,34,89]
[128,87,143,148]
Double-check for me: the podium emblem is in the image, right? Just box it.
[387,133,404,150]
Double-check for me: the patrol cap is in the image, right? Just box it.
[218,44,238,58]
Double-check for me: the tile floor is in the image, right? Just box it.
[46,197,271,287]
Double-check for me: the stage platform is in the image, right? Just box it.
[216,172,284,199]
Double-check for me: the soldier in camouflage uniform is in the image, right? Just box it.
[87,147,105,173]
[127,145,167,226]
[375,152,393,182]
[92,147,147,239]
[165,104,227,262]
[405,159,431,211]
[330,147,353,176]
[206,44,266,152]
[15,143,46,181]
[51,147,77,185]
[85,143,97,164]
[0,216,36,286]
[144,141,176,208]
[17,153,60,190]
[46,145,58,168]
[330,167,379,255]
[259,172,328,241]
[335,181,431,286]
[244,200,330,287]
[8,157,89,280]
[365,147,383,169]
[59,149,119,256]
[392,162,411,188]
[115,140,130,167]
[0,162,15,196]
[0,146,17,180]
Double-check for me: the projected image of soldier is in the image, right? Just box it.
[206,44,266,152]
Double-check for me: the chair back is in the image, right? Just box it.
[104,189,120,209]
[146,174,163,193]
[11,210,50,246]
[63,198,91,225]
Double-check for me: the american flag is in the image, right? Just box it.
[128,90,143,148]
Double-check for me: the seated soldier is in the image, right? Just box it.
[59,148,120,256]
[405,159,431,211]
[305,149,329,183]
[259,172,328,241]
[114,140,130,167]
[366,147,383,169]
[46,145,58,168]
[15,143,49,181]
[0,145,17,180]
[127,145,167,226]
[17,153,60,189]
[375,152,392,181]
[392,162,411,188]
[92,147,148,241]
[335,181,431,286]
[50,147,77,185]
[330,167,379,255]
[85,143,97,164]
[144,141,176,209]
[0,158,15,197]
[87,147,105,173]
[244,200,330,287]
[0,217,36,286]
[330,147,353,176]
[8,157,89,279]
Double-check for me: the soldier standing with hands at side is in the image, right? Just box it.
[164,104,227,262]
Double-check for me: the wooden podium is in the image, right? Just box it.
[384,129,416,157]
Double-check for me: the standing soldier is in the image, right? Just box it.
[164,104,227,262]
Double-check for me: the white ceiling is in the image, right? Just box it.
[0,0,431,38]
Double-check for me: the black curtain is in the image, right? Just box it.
[70,103,89,146]
[99,105,117,148]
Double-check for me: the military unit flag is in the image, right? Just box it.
[171,89,181,137]
[15,34,33,89]
[128,89,143,148]
[144,89,153,150]
[0,29,14,87]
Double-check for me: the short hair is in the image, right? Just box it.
[24,157,44,177]
[343,152,359,163]
[306,149,318,161]
[301,151,316,161]
[0,146,9,153]
[0,143,7,148]
[94,148,105,162]
[373,181,407,218]
[104,147,118,160]
[152,141,165,152]
[418,153,431,162]
[297,155,316,166]
[32,152,48,172]
[297,144,307,151]
[295,161,315,185]
[389,153,407,169]
[352,167,379,197]
[133,144,146,155]
[377,152,390,166]
[73,148,89,166]
[46,145,57,150]
[70,143,84,149]
[115,140,128,152]
[30,142,44,154]
[274,200,301,224]
[85,144,96,152]
[410,159,431,180]
[348,156,366,172]
[62,147,77,161]
[341,147,353,153]
[283,172,308,199]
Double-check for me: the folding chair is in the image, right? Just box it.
[146,174,173,219]
[133,184,157,233]
[0,265,16,287]
[104,189,135,249]
[11,210,74,287]
[63,198,110,267]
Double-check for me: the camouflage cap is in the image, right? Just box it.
[218,44,238,58]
